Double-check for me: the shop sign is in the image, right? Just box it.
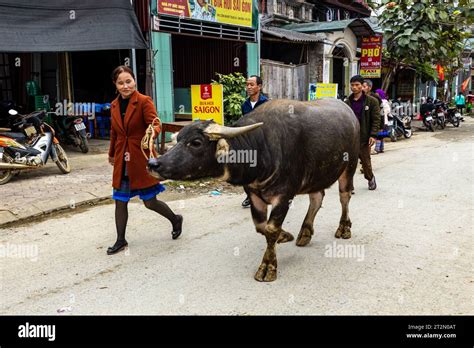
[191,84,224,125]
[360,36,382,78]
[158,0,253,28]
[309,83,338,100]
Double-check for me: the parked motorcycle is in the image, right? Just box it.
[442,104,461,128]
[47,112,89,153]
[420,101,436,132]
[433,101,446,130]
[0,109,70,185]
[387,112,412,141]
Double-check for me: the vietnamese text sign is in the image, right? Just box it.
[360,36,382,78]
[309,83,338,99]
[191,84,224,125]
[158,0,253,27]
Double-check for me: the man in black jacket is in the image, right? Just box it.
[345,75,381,190]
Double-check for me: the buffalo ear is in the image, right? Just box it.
[203,122,263,140]
[215,138,230,159]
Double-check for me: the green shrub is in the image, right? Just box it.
[212,72,246,125]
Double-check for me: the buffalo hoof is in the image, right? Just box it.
[296,226,313,247]
[254,263,277,282]
[277,230,294,244]
[335,225,351,239]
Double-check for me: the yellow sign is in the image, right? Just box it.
[191,84,224,125]
[158,0,253,28]
[315,83,338,99]
[360,68,381,78]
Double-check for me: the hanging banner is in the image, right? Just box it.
[360,36,382,78]
[157,0,254,28]
[191,84,224,125]
[309,83,338,99]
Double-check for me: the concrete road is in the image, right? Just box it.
[1,120,473,315]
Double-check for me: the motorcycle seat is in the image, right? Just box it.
[0,131,26,142]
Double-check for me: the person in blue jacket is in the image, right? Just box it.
[241,75,268,207]
[241,75,269,116]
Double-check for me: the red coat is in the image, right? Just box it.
[108,91,160,190]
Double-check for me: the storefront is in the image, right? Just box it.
[283,18,376,99]
[150,0,259,124]
[0,0,148,137]
[260,26,325,100]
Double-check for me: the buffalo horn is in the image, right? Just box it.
[203,122,263,140]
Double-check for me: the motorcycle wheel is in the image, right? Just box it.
[79,133,89,153]
[403,128,412,138]
[452,117,460,127]
[0,153,14,185]
[428,121,435,132]
[55,144,71,174]
[439,117,446,129]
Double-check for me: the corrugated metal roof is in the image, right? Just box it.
[282,18,375,37]
[362,17,383,34]
[262,26,325,43]
[0,0,148,52]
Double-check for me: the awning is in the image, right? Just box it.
[282,18,375,38]
[0,0,147,52]
[262,26,325,43]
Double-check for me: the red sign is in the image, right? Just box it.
[200,84,212,100]
[360,36,382,78]
[158,0,190,17]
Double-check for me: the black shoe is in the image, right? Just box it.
[172,215,183,240]
[241,197,251,208]
[368,176,377,190]
[107,239,128,255]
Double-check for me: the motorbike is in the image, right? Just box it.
[443,104,461,128]
[433,101,446,130]
[0,109,71,185]
[420,102,436,132]
[47,112,89,153]
[387,112,412,141]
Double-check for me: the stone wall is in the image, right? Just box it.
[308,43,324,83]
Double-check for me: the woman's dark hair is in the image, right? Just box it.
[111,65,135,83]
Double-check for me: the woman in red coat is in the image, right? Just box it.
[107,65,183,255]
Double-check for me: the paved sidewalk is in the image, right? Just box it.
[0,140,113,226]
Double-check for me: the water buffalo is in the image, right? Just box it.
[148,98,360,282]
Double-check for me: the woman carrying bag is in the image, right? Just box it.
[107,65,183,255]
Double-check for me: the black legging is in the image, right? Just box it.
[113,198,178,244]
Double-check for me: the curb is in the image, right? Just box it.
[0,196,112,229]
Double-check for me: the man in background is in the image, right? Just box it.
[345,75,381,191]
[240,75,268,208]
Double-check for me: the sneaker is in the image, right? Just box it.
[368,176,377,190]
[242,197,251,208]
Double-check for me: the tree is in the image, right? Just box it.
[368,0,473,95]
